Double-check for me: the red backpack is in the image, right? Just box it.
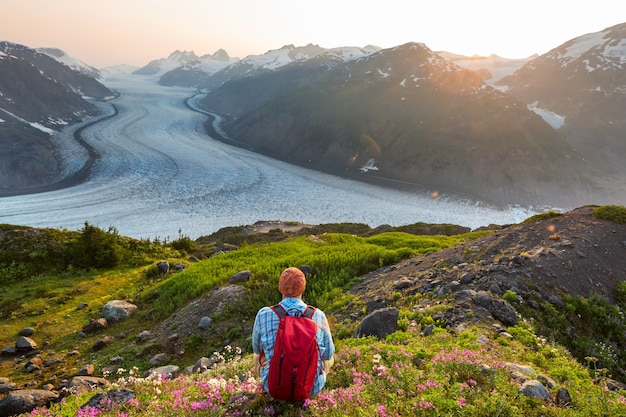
[267,304,319,402]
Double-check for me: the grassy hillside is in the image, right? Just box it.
[2,210,626,416]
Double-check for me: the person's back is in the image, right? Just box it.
[252,267,335,400]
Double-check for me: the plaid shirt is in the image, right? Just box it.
[252,297,335,396]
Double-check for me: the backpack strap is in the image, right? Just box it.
[271,304,315,319]
[270,304,288,319]
[303,305,316,319]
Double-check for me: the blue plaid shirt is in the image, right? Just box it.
[252,297,335,396]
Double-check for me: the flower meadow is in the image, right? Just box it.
[30,323,626,417]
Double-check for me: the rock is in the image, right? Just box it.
[109,356,124,364]
[82,318,108,333]
[102,300,137,323]
[556,387,572,405]
[145,365,179,379]
[537,374,556,389]
[149,353,168,366]
[80,388,135,412]
[506,363,537,379]
[92,336,113,351]
[77,303,89,310]
[15,336,37,352]
[229,270,252,284]
[0,383,16,394]
[135,330,153,343]
[61,376,110,397]
[354,307,399,338]
[0,389,59,417]
[519,380,551,400]
[18,327,35,337]
[156,261,170,274]
[394,277,412,290]
[1,346,17,357]
[198,316,212,330]
[459,272,474,284]
[77,364,95,376]
[422,324,436,336]
[473,291,518,326]
[174,263,185,272]
[192,356,219,373]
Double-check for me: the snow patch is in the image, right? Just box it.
[562,31,605,60]
[29,122,56,135]
[528,102,565,129]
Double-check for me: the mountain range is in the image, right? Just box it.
[2,22,626,208]
[0,42,115,194]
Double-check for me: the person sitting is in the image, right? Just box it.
[252,267,335,400]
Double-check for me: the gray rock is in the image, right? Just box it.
[145,365,179,379]
[354,307,399,338]
[92,336,113,351]
[15,336,37,352]
[198,316,212,330]
[135,330,153,344]
[61,376,110,397]
[459,272,474,284]
[192,356,219,373]
[229,270,252,284]
[156,261,170,274]
[102,300,137,323]
[556,387,572,405]
[149,353,168,366]
[0,383,16,393]
[0,389,59,417]
[80,388,136,412]
[18,327,35,337]
[422,324,436,336]
[519,380,551,400]
[1,346,17,357]
[473,291,518,326]
[394,278,412,290]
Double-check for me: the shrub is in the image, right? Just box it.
[72,222,122,269]
[502,290,519,304]
[592,205,626,223]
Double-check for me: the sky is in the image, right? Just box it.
[3,0,625,68]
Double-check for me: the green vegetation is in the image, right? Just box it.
[592,204,626,223]
[2,213,626,416]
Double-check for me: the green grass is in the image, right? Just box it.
[4,212,626,416]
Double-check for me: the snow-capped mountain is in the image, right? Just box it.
[201,42,593,208]
[497,22,626,175]
[133,49,238,87]
[0,41,115,193]
[37,47,103,79]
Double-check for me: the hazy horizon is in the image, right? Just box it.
[4,0,625,68]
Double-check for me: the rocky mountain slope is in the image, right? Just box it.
[202,42,596,208]
[0,42,115,195]
[497,22,626,177]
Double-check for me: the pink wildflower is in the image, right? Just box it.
[457,397,467,407]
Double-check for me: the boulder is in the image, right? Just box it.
[156,261,170,274]
[92,336,113,351]
[77,364,95,376]
[18,327,34,337]
[82,318,108,333]
[354,307,399,338]
[229,270,252,284]
[145,365,179,379]
[1,346,17,357]
[519,380,551,400]
[102,300,137,323]
[0,389,59,417]
[473,291,519,326]
[61,376,110,397]
[135,330,153,344]
[192,356,219,373]
[149,353,168,366]
[198,316,212,330]
[80,388,135,412]
[15,336,37,352]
